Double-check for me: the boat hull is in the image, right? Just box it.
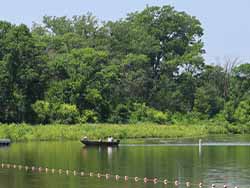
[81,139,120,147]
[0,139,11,146]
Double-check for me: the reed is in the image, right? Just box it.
[0,123,248,142]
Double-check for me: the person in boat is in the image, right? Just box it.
[107,136,113,142]
[107,136,111,142]
[83,136,88,141]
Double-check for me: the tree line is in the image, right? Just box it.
[0,5,250,125]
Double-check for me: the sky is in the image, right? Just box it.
[1,0,250,64]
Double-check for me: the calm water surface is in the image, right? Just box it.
[0,135,250,188]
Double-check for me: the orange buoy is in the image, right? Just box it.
[163,179,168,185]
[105,174,110,180]
[66,170,69,175]
[134,177,139,182]
[115,175,120,180]
[153,178,158,184]
[175,180,179,186]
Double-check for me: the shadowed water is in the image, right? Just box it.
[0,135,250,188]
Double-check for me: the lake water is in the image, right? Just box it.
[0,135,250,188]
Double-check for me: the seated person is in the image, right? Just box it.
[107,136,112,142]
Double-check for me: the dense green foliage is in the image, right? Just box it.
[0,123,248,142]
[0,5,250,126]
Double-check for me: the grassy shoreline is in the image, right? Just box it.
[0,123,249,142]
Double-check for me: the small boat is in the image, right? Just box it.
[0,139,11,146]
[80,139,120,147]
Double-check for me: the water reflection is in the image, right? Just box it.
[81,146,118,162]
[81,147,88,160]
[0,137,250,188]
[107,147,112,160]
[199,139,202,158]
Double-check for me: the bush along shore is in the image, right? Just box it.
[0,122,249,142]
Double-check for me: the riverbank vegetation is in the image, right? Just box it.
[1,6,250,130]
[0,123,249,142]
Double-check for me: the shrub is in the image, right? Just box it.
[170,112,207,125]
[223,101,236,123]
[32,101,80,124]
[32,100,51,124]
[54,103,80,124]
[109,104,130,123]
[129,103,168,124]
[129,103,148,123]
[144,107,168,124]
[234,100,250,123]
[80,110,99,123]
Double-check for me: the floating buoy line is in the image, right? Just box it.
[0,163,239,188]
